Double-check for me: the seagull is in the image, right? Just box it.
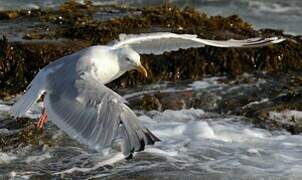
[11,32,285,158]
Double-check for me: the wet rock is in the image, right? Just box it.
[133,91,191,111]
[139,94,162,111]
[128,72,302,133]
[241,87,302,134]
[0,36,89,98]
[0,2,301,97]
[0,117,38,151]
[0,115,57,152]
[0,9,42,20]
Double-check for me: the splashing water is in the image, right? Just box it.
[1,77,302,179]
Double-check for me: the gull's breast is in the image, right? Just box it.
[90,50,121,84]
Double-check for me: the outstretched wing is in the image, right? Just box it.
[45,74,159,157]
[111,32,285,55]
[11,52,78,117]
[11,69,46,117]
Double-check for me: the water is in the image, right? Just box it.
[1,77,302,179]
[0,0,301,35]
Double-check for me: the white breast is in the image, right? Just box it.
[86,46,122,84]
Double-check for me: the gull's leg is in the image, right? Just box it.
[37,106,48,129]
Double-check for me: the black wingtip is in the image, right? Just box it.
[144,128,161,144]
[133,129,160,153]
[138,138,146,151]
[125,153,133,160]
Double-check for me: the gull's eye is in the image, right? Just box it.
[126,57,131,62]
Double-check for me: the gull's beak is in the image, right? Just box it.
[136,64,148,78]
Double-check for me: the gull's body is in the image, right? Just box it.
[44,46,125,84]
[11,32,285,158]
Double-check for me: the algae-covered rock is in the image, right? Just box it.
[0,36,89,98]
[0,117,37,151]
[0,1,301,98]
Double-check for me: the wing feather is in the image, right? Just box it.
[11,54,74,117]
[111,32,285,55]
[11,69,46,117]
[45,74,159,156]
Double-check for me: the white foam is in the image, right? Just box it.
[123,77,224,100]
[54,152,125,175]
[0,101,12,117]
[0,103,11,112]
[242,98,269,109]
[0,152,17,164]
[25,152,52,163]
[144,147,178,157]
[0,99,42,119]
[269,110,302,124]
[189,77,224,90]
[136,108,302,178]
[151,108,205,123]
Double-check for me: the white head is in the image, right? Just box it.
[117,47,148,77]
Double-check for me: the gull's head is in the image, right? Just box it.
[117,47,148,77]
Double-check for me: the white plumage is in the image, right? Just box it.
[11,32,285,158]
[112,32,285,54]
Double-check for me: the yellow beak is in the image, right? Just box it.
[136,64,148,78]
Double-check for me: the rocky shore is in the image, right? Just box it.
[0,0,301,151]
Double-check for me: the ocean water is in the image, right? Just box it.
[0,0,301,35]
[1,77,302,179]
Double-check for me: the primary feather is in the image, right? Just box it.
[11,70,46,117]
[45,73,158,156]
[111,32,285,55]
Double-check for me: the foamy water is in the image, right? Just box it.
[1,78,302,179]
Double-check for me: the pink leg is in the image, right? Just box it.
[37,108,48,129]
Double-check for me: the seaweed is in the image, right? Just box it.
[0,36,89,98]
[1,2,301,97]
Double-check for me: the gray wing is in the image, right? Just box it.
[11,53,77,117]
[11,69,46,117]
[111,32,285,55]
[44,74,159,156]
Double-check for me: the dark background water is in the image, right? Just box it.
[0,0,301,35]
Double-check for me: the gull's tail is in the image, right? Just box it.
[11,70,45,117]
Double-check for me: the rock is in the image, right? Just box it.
[0,37,89,98]
[0,2,301,98]
[128,72,302,133]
